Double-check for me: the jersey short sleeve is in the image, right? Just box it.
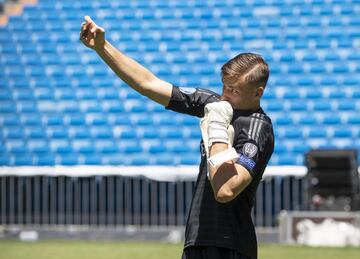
[166,85,220,117]
[234,139,260,177]
[232,114,274,178]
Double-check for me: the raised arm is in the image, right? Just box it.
[79,16,172,106]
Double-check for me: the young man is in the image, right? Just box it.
[80,16,274,259]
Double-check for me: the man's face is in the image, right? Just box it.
[220,77,261,110]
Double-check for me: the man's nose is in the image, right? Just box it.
[221,92,230,102]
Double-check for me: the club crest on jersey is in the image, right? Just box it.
[242,143,257,158]
[179,87,196,94]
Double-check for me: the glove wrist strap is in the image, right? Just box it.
[207,147,239,168]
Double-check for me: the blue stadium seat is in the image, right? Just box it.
[288,102,307,111]
[0,153,10,166]
[179,154,200,165]
[308,128,327,138]
[68,115,86,126]
[322,115,341,125]
[35,154,56,165]
[84,155,102,165]
[276,117,293,126]
[312,101,332,111]
[162,129,183,139]
[309,63,326,74]
[333,128,353,138]
[22,114,42,126]
[60,155,78,165]
[30,143,50,154]
[6,128,24,139]
[27,127,46,139]
[76,143,96,154]
[99,143,119,154]
[337,101,355,111]
[45,115,64,126]
[13,155,33,166]
[283,128,303,139]
[93,128,113,139]
[154,154,176,165]
[127,155,151,166]
[291,144,311,155]
[298,115,317,125]
[49,127,68,139]
[2,115,21,126]
[105,155,124,165]
[347,116,360,125]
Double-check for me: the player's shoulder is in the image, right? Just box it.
[234,108,274,142]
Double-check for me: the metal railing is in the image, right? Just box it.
[0,175,304,228]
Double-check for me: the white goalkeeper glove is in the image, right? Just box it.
[200,101,235,157]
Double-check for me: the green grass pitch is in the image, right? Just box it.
[0,240,359,259]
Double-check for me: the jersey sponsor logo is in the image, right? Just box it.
[242,143,258,158]
[179,87,196,94]
[237,154,256,169]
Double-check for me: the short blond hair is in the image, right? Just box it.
[221,53,269,88]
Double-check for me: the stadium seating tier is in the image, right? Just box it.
[0,0,359,165]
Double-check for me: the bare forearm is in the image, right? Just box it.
[209,143,251,203]
[95,40,172,106]
[95,41,153,90]
[209,143,228,180]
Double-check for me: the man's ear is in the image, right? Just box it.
[255,87,264,98]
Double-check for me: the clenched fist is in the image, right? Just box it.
[79,16,105,50]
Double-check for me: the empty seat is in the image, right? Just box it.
[22,114,42,126]
[154,155,176,165]
[312,101,332,111]
[276,116,293,126]
[27,127,46,139]
[179,154,200,165]
[6,128,25,139]
[308,128,327,138]
[126,155,151,166]
[35,154,56,165]
[84,155,102,165]
[30,144,50,154]
[333,128,353,138]
[161,127,183,139]
[123,143,142,153]
[337,101,355,111]
[10,145,28,156]
[13,155,33,165]
[49,127,68,139]
[322,115,341,125]
[283,128,303,139]
[347,116,360,125]
[141,128,158,139]
[2,116,21,126]
[99,143,119,154]
[60,155,78,165]
[92,128,113,139]
[276,154,298,165]
[289,102,307,111]
[298,115,317,125]
[72,127,91,139]
[148,144,166,154]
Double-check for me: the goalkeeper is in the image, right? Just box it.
[80,16,274,259]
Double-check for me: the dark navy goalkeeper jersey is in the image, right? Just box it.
[166,86,275,259]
